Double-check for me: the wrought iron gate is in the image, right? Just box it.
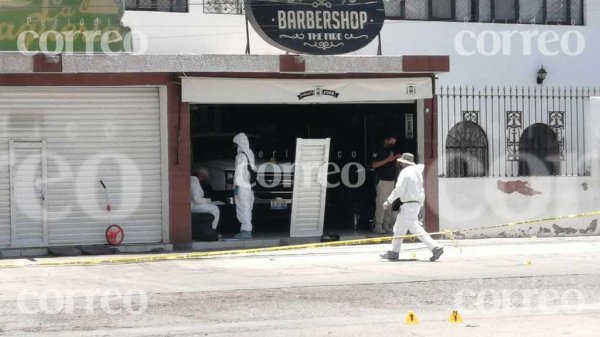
[437,86,597,178]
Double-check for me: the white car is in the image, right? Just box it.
[192,133,294,208]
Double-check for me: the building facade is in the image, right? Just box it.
[122,0,600,238]
[0,52,446,250]
[0,0,598,252]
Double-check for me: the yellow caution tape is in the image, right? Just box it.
[0,230,450,269]
[0,209,598,269]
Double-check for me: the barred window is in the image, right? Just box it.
[570,0,583,24]
[204,0,245,14]
[438,86,593,178]
[518,123,561,176]
[446,121,489,178]
[384,0,584,25]
[125,0,188,12]
[198,0,583,24]
[479,0,493,21]
[405,0,429,20]
[383,0,403,18]
[455,0,473,21]
[546,0,568,23]
[519,0,544,23]
[493,0,518,22]
[431,0,455,20]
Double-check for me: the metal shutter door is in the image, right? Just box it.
[0,141,9,246]
[0,87,163,247]
[9,140,48,247]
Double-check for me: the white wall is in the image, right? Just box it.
[593,98,600,178]
[439,176,600,238]
[438,97,600,238]
[123,0,600,87]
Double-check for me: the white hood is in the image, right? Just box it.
[233,132,256,170]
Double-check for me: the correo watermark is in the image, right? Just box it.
[17,289,148,315]
[455,288,589,315]
[455,29,585,56]
[16,30,149,55]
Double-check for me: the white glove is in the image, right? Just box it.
[382,201,390,210]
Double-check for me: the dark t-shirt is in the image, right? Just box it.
[372,147,397,182]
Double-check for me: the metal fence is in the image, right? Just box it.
[203,0,245,14]
[201,0,583,25]
[384,0,583,24]
[124,0,189,12]
[437,86,597,178]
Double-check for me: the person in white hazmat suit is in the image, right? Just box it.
[379,153,444,261]
[190,167,220,230]
[233,133,256,240]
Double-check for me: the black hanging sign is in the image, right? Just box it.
[297,86,340,99]
[245,0,385,55]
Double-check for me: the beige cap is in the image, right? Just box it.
[396,153,416,165]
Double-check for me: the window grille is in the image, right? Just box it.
[446,121,489,177]
[382,0,583,25]
[125,0,188,12]
[518,123,561,176]
[437,86,596,178]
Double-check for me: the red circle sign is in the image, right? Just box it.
[105,225,124,246]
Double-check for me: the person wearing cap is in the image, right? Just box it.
[379,153,444,262]
[371,135,401,234]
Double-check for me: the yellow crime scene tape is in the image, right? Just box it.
[0,210,598,269]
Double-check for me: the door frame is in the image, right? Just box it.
[9,139,48,248]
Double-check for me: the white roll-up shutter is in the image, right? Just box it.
[290,138,330,238]
[0,141,9,247]
[0,87,164,247]
[9,140,48,247]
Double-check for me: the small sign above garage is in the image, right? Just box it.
[245,0,385,55]
[181,77,432,104]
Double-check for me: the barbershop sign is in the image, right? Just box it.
[0,0,132,53]
[245,0,385,55]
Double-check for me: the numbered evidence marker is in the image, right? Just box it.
[448,310,465,323]
[404,310,420,325]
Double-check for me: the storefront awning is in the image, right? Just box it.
[181,77,433,104]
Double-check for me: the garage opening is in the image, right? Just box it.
[190,103,419,236]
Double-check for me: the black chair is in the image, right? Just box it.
[191,213,219,241]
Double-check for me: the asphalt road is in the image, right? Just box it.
[1,237,599,336]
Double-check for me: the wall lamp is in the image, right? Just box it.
[537,66,547,85]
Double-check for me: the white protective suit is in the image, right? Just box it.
[190,176,220,230]
[385,164,440,253]
[233,133,256,232]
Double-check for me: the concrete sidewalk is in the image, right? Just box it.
[0,230,381,259]
[1,235,599,269]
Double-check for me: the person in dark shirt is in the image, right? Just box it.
[371,135,400,234]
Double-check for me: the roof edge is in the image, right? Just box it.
[0,53,450,75]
